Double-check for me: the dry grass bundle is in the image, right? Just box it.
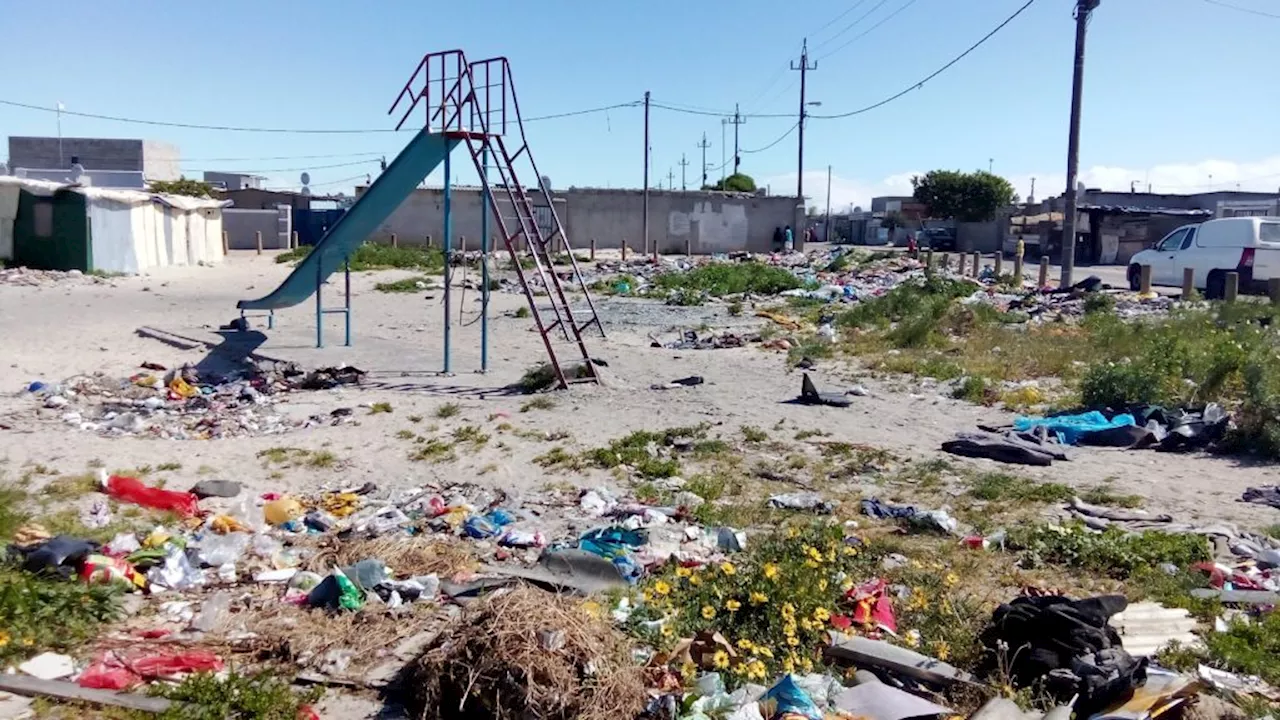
[404,587,646,720]
[301,535,478,578]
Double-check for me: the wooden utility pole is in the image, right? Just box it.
[697,133,711,188]
[679,154,689,191]
[792,38,817,236]
[1061,0,1100,287]
[642,91,651,256]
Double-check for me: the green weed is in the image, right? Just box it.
[369,401,393,414]
[520,396,557,412]
[0,568,121,665]
[408,438,457,463]
[155,462,182,472]
[653,261,802,297]
[740,425,769,444]
[375,275,436,292]
[967,473,1074,505]
[1008,523,1210,578]
[435,403,461,419]
[153,670,322,720]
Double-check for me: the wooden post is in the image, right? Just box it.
[221,230,229,255]
[255,231,263,255]
[290,230,299,250]
[425,234,432,249]
[924,247,934,270]
[971,251,981,278]
[590,237,597,261]
[957,252,967,276]
[1183,267,1196,300]
[939,253,949,271]
[1140,264,1153,295]
[621,239,628,261]
[460,235,467,254]
[1269,277,1280,305]
[1038,256,1049,287]
[994,253,1003,278]
[391,233,398,248]
[1225,271,1239,303]
[686,236,692,257]
[1014,252,1024,284]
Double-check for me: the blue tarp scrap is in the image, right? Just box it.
[1013,411,1136,446]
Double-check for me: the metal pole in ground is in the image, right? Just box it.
[344,258,352,347]
[315,255,324,348]
[391,233,398,248]
[291,231,299,250]
[1140,264,1152,295]
[442,146,453,375]
[1014,240,1024,283]
[255,231,263,255]
[1270,277,1280,305]
[1038,256,1050,287]
[925,248,934,272]
[971,251,981,278]
[621,239,628,262]
[958,253,967,276]
[642,91,651,258]
[590,237,596,261]
[222,230,228,255]
[994,253,1003,278]
[1225,272,1239,303]
[1061,0,1101,288]
[1183,268,1196,300]
[481,144,491,373]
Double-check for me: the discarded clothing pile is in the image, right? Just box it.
[654,329,752,350]
[859,498,958,533]
[1243,485,1280,511]
[979,594,1146,718]
[1011,405,1229,452]
[940,427,1069,466]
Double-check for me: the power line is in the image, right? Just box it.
[1201,0,1280,19]
[810,0,1039,120]
[649,101,792,119]
[742,122,800,154]
[815,0,926,61]
[812,0,895,51]
[0,98,637,134]
[183,151,387,162]
[808,0,874,40]
[181,158,380,173]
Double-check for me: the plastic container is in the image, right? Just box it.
[264,497,303,525]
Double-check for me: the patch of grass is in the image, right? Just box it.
[0,567,122,665]
[408,414,423,423]
[1008,522,1210,578]
[369,401,393,414]
[155,462,182,472]
[307,450,339,468]
[152,670,322,720]
[196,464,217,475]
[514,305,532,319]
[740,425,769,444]
[38,473,99,501]
[653,261,802,297]
[435,402,461,419]
[1078,485,1144,508]
[534,446,585,472]
[727,300,744,316]
[277,243,444,272]
[409,438,457,463]
[685,469,741,503]
[520,396,557,412]
[794,429,831,441]
[452,424,490,447]
[967,472,1074,505]
[395,429,416,440]
[256,447,337,469]
[274,246,312,264]
[952,375,998,405]
[375,275,436,293]
[665,287,706,306]
[0,484,31,541]
[586,424,709,479]
[787,335,836,365]
[1082,292,1116,316]
[691,439,732,459]
[1266,524,1280,540]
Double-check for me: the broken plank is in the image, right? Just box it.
[0,675,172,714]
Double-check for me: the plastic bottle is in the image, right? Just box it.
[191,591,231,632]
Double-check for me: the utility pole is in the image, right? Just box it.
[667,168,675,190]
[726,104,746,176]
[792,38,817,238]
[1061,0,1100,288]
[719,120,728,186]
[643,91,651,256]
[679,154,689,191]
[825,165,832,243]
[697,133,711,188]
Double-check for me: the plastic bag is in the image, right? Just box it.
[146,546,204,591]
[264,497,303,525]
[197,532,249,568]
[80,554,148,591]
[759,675,823,720]
[463,514,499,539]
[105,473,200,517]
[191,591,231,632]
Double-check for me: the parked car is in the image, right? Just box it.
[1128,217,1280,298]
[918,227,957,251]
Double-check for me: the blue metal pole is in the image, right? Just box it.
[480,144,490,373]
[344,257,352,347]
[268,310,274,330]
[442,146,453,374]
[315,253,323,348]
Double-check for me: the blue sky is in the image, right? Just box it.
[1,0,1277,209]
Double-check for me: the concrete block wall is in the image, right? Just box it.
[142,141,181,181]
[8,137,181,181]
[370,186,797,254]
[223,208,289,250]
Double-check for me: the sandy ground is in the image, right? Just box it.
[1,250,1276,531]
[1,250,1278,717]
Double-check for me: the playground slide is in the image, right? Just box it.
[237,129,459,312]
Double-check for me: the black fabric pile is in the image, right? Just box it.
[941,427,1069,466]
[1124,404,1230,452]
[979,594,1145,717]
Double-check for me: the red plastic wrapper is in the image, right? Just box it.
[846,577,898,634]
[78,649,224,690]
[106,474,200,517]
[80,554,148,591]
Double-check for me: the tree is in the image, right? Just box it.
[703,173,757,193]
[911,170,1015,222]
[149,177,215,198]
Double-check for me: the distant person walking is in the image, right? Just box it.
[772,226,784,252]
[784,225,794,252]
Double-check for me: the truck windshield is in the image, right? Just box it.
[1262,221,1280,244]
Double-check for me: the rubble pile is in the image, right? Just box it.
[0,266,114,286]
[18,361,365,439]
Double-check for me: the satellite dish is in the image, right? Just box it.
[300,172,311,186]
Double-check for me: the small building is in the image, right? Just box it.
[204,171,268,191]
[7,136,180,181]
[0,176,227,274]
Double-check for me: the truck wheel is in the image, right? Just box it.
[1127,265,1142,291]
[1206,270,1225,300]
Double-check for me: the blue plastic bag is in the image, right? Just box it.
[1013,411,1136,446]
[759,674,822,720]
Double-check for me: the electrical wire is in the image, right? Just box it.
[650,101,793,120]
[815,0,926,60]
[0,98,637,133]
[180,158,380,174]
[808,0,873,41]
[1200,0,1280,19]
[811,0,895,51]
[810,0,1038,119]
[183,151,387,162]
[742,122,800,153]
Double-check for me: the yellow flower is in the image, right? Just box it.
[787,527,800,538]
[804,545,823,563]
[933,641,951,661]
[689,573,702,586]
[841,578,855,592]
[675,566,692,578]
[812,607,831,622]
[749,591,769,605]
[910,559,924,569]
[801,658,813,673]
[737,638,755,650]
[782,657,796,673]
[842,545,858,556]
[0,630,8,647]
[701,605,716,620]
[800,618,815,632]
[653,580,671,596]
[720,562,737,576]
[805,559,819,569]
[713,650,730,669]
[642,589,654,602]
[944,572,960,588]
[783,622,797,637]
[747,660,768,681]
[786,635,800,647]
[781,602,796,619]
[904,629,922,648]
[581,600,602,617]
[757,646,774,659]
[21,637,33,647]
[908,588,930,611]
[661,624,675,638]
[763,563,780,581]
[680,661,697,681]
[818,578,829,592]
[726,599,742,612]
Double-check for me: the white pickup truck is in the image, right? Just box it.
[1128,216,1280,298]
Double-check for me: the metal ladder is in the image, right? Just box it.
[390,50,604,389]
